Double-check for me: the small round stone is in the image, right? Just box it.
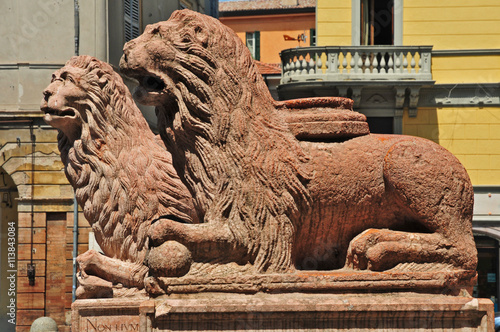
[30,317,58,332]
[147,241,192,277]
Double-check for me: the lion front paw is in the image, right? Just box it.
[76,249,102,278]
[144,276,165,296]
[76,274,113,299]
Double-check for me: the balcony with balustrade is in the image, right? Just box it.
[277,46,435,124]
[281,46,432,83]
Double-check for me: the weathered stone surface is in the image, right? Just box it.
[30,316,58,332]
[119,8,477,294]
[282,97,370,140]
[146,268,476,296]
[72,299,146,332]
[72,295,494,331]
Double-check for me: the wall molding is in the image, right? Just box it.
[432,49,500,57]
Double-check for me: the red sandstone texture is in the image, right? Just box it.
[118,9,477,296]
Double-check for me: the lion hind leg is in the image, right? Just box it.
[382,138,477,271]
[345,229,458,271]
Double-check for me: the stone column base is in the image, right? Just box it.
[72,293,494,331]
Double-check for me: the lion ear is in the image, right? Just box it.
[93,69,108,88]
[195,26,209,47]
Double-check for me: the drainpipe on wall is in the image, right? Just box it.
[72,194,78,302]
[72,0,80,303]
[27,124,36,287]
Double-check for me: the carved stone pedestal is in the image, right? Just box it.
[72,294,494,332]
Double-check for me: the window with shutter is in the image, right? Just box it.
[245,31,260,61]
[124,0,140,42]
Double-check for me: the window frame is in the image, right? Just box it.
[245,31,260,61]
[352,0,402,46]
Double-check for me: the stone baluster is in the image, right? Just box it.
[356,52,364,74]
[308,52,315,75]
[418,52,422,73]
[380,52,387,74]
[295,55,300,75]
[316,51,323,74]
[364,53,370,74]
[283,58,290,80]
[403,52,409,73]
[388,52,395,74]
[324,51,329,72]
[301,54,308,76]
[394,51,401,74]
[341,51,348,73]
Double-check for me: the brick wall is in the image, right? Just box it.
[16,211,91,332]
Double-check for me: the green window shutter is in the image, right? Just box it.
[310,28,316,46]
[255,31,260,61]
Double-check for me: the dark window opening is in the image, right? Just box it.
[361,0,394,45]
[366,116,393,134]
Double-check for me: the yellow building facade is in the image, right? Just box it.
[316,0,500,186]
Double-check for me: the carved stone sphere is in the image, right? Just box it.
[147,241,192,277]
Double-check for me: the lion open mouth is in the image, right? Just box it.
[141,75,166,92]
[128,73,171,106]
[42,106,76,117]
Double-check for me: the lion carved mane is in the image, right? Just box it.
[120,9,478,293]
[42,56,198,297]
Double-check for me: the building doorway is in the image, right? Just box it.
[0,169,19,331]
[474,235,499,311]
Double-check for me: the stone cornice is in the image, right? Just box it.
[278,82,500,111]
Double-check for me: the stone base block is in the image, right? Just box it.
[72,294,494,331]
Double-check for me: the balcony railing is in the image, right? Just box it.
[280,46,433,84]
